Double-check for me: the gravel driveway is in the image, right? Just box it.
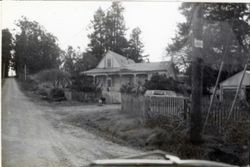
[2,79,139,167]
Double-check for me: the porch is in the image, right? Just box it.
[88,72,151,92]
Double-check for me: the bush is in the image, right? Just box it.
[49,88,66,101]
[36,88,48,97]
[144,74,182,93]
[120,82,146,95]
[35,69,71,88]
[71,74,101,93]
[18,75,38,91]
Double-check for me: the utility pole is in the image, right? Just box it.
[3,62,6,79]
[190,4,204,144]
[24,64,27,81]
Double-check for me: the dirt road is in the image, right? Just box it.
[2,79,139,167]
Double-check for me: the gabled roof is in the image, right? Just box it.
[84,62,171,75]
[84,67,122,74]
[83,51,173,75]
[106,51,135,67]
[220,70,250,87]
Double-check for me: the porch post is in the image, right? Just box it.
[119,74,122,89]
[147,73,151,80]
[134,73,137,85]
[93,75,96,85]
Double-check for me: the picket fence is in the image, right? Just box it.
[201,99,249,131]
[121,94,188,123]
[121,94,249,130]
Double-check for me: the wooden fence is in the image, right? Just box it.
[201,99,249,132]
[102,91,121,104]
[121,94,188,123]
[121,94,249,131]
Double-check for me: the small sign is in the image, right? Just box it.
[194,39,203,48]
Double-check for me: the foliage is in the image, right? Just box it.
[144,74,182,93]
[49,88,66,101]
[61,46,98,76]
[74,52,98,74]
[87,2,146,63]
[71,74,100,92]
[167,3,250,73]
[104,2,129,55]
[87,7,106,62]
[35,69,71,89]
[127,27,147,63]
[14,17,61,75]
[184,65,235,95]
[120,81,146,95]
[2,29,13,77]
[62,46,78,75]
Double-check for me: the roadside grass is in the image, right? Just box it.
[62,108,208,158]
[61,106,249,166]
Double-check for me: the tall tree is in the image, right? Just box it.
[62,46,77,75]
[104,1,129,55]
[127,27,146,62]
[14,17,61,76]
[87,2,130,62]
[167,3,250,73]
[2,29,13,78]
[74,52,98,73]
[87,7,106,62]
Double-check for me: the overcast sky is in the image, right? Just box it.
[2,1,185,62]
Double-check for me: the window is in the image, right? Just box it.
[107,58,112,68]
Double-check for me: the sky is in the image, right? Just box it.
[2,1,185,62]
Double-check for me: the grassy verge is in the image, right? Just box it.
[62,107,249,166]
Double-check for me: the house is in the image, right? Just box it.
[220,70,250,100]
[82,51,176,103]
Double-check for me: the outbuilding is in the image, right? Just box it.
[220,70,250,101]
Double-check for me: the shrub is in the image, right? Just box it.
[71,74,101,93]
[144,74,182,93]
[120,82,146,95]
[35,69,71,89]
[36,88,48,97]
[49,88,66,101]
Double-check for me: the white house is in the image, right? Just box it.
[82,50,176,103]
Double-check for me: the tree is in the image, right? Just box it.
[36,69,70,89]
[74,52,98,73]
[87,2,131,62]
[126,27,146,62]
[167,3,250,73]
[104,1,129,55]
[14,17,61,76]
[185,65,230,95]
[2,29,13,78]
[62,46,78,75]
[87,7,106,62]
